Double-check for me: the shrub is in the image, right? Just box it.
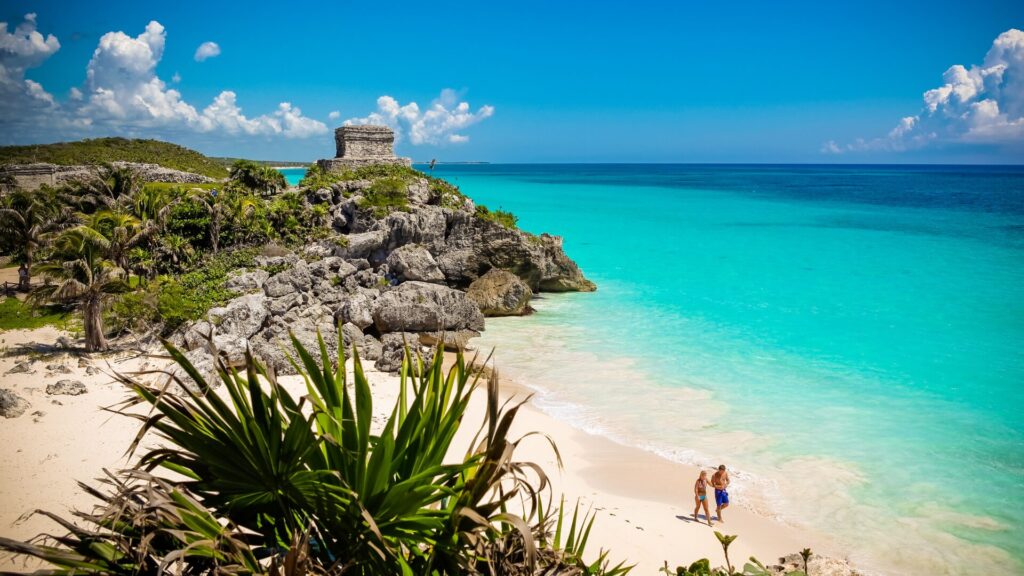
[360,176,410,217]
[0,332,632,574]
[475,204,518,229]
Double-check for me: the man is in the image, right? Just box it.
[711,464,730,522]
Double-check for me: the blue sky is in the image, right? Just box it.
[2,0,1023,163]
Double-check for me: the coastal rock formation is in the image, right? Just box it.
[466,268,533,316]
[386,244,445,283]
[769,553,862,575]
[372,282,484,334]
[173,162,594,375]
[45,380,87,396]
[0,388,30,418]
[0,162,215,191]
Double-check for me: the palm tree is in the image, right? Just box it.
[85,210,151,272]
[187,187,259,253]
[0,189,63,286]
[229,160,286,196]
[69,164,142,212]
[32,226,131,351]
[131,184,177,234]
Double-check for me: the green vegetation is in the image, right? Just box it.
[298,162,424,190]
[31,225,133,350]
[0,332,630,574]
[0,138,228,179]
[359,175,410,217]
[0,160,326,340]
[475,204,519,229]
[661,534,809,576]
[228,159,286,195]
[0,297,74,331]
[212,156,308,168]
[110,248,257,334]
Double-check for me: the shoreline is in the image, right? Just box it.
[0,327,849,573]
[489,369,847,574]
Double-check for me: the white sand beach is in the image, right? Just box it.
[0,327,844,573]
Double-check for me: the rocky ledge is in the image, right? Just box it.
[171,172,594,385]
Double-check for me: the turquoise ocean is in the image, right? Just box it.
[287,164,1024,574]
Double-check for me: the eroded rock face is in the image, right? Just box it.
[0,389,29,418]
[466,269,533,316]
[226,269,270,293]
[372,282,484,334]
[173,169,595,384]
[207,294,269,340]
[386,244,445,283]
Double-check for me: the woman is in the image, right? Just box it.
[693,470,713,526]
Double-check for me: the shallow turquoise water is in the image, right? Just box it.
[278,167,307,186]
[425,164,1024,575]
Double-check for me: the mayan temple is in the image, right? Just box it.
[316,125,412,172]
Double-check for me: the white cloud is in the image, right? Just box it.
[194,41,220,62]
[826,28,1024,154]
[171,72,181,83]
[328,110,340,120]
[0,18,327,142]
[344,88,494,145]
[0,13,61,120]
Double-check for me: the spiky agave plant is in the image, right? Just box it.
[0,329,630,575]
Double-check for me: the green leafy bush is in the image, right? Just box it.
[475,204,518,229]
[359,176,410,217]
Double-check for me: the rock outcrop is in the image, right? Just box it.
[0,389,30,418]
[0,162,215,191]
[46,380,87,396]
[173,165,594,375]
[466,269,533,316]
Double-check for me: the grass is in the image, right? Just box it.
[0,296,75,332]
[0,138,229,179]
[141,181,219,194]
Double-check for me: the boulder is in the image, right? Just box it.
[207,294,269,339]
[338,230,388,262]
[418,330,480,351]
[386,244,445,283]
[263,260,312,297]
[372,282,485,334]
[407,178,431,205]
[45,363,73,374]
[435,210,595,292]
[375,332,434,373]
[167,349,218,393]
[225,269,270,293]
[251,305,337,375]
[339,290,377,329]
[341,322,365,351]
[268,292,302,317]
[46,380,87,396]
[359,334,383,361]
[384,208,448,253]
[769,553,861,576]
[5,361,35,375]
[0,388,29,418]
[466,269,533,316]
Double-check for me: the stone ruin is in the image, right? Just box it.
[316,125,411,173]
